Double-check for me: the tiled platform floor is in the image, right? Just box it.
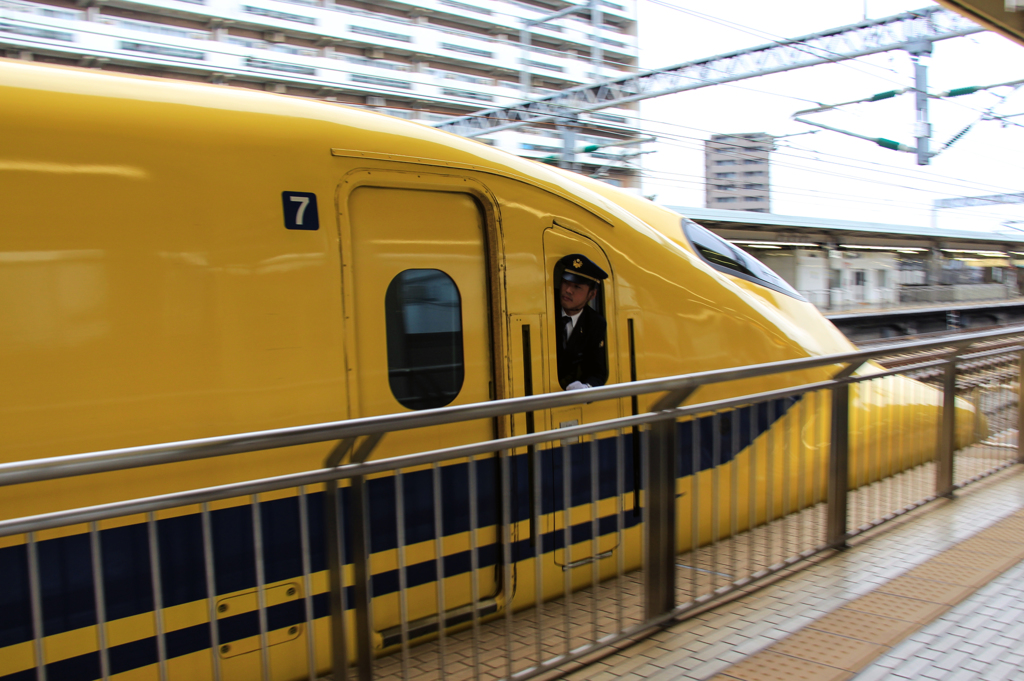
[853,559,1024,681]
[556,464,1024,681]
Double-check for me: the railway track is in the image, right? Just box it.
[858,327,1024,393]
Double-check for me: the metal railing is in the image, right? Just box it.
[899,283,1016,305]
[2,327,1023,681]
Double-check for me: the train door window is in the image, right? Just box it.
[854,270,866,286]
[385,269,465,410]
[553,258,608,390]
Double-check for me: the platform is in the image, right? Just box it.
[552,465,1024,681]
[823,298,1024,321]
[823,299,1024,341]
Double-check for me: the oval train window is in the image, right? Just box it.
[683,219,805,301]
[385,269,465,410]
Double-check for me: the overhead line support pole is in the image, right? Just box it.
[559,115,579,170]
[908,39,933,166]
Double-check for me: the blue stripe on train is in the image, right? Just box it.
[0,512,641,681]
[0,397,794,672]
[677,397,796,476]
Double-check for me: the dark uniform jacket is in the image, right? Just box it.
[557,305,608,389]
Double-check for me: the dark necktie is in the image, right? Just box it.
[563,316,573,347]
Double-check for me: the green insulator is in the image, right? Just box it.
[946,86,980,97]
[582,144,600,153]
[870,90,900,101]
[876,138,902,151]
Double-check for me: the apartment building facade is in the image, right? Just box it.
[705,132,772,212]
[0,0,643,186]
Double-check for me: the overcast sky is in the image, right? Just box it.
[634,0,1024,234]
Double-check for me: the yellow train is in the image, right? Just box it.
[0,58,974,680]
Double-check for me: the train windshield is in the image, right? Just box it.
[682,219,805,301]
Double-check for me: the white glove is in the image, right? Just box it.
[566,381,591,391]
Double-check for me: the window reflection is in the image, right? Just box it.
[385,269,465,410]
[683,219,804,300]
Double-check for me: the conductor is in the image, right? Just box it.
[556,254,609,390]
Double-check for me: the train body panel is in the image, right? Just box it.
[0,59,979,680]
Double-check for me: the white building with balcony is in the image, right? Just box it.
[1,0,642,186]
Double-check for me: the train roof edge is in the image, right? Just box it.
[1,57,692,251]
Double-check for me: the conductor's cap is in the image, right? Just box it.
[559,254,608,285]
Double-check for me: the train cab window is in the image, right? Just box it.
[682,219,805,301]
[385,269,465,410]
[554,255,609,390]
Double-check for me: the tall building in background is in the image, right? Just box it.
[0,0,642,186]
[705,133,773,212]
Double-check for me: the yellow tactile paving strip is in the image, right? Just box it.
[708,507,1024,681]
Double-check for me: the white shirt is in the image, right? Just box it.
[562,309,583,334]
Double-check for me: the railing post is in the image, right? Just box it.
[971,387,983,444]
[325,479,349,681]
[826,382,850,549]
[643,420,677,619]
[936,353,958,498]
[350,475,375,681]
[1018,349,1024,465]
[324,435,381,681]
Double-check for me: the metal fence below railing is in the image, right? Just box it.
[1,328,1023,681]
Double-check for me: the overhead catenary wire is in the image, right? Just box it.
[640,0,908,85]
[638,0,1020,125]
[633,132,1024,221]
[601,133,1021,221]
[640,9,1024,158]
[629,146,1017,216]
[396,0,1024,222]
[449,69,1024,200]
[644,162,1023,222]
[490,97,1024,200]
[593,136,1021,221]
[627,111,1024,196]
[787,80,1024,157]
[630,0,1024,175]
[393,2,1024,205]
[636,163,1018,222]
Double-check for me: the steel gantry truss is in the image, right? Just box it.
[936,192,1024,209]
[434,6,984,138]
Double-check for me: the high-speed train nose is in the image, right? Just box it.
[843,372,988,489]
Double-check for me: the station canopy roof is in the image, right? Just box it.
[935,0,1024,48]
[666,206,1024,253]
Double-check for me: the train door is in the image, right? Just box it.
[340,174,501,631]
[542,223,622,568]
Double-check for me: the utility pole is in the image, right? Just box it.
[559,115,579,170]
[908,39,933,165]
